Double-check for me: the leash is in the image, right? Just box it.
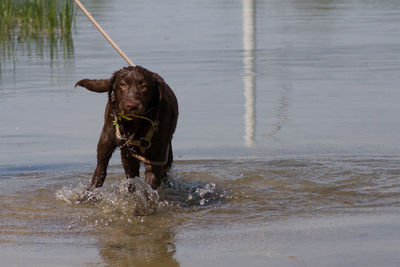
[72,0,135,67]
[73,1,169,166]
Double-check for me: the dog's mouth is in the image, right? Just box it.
[115,108,155,122]
[119,109,152,119]
[121,111,142,118]
[127,105,155,116]
[113,110,158,130]
[117,111,142,121]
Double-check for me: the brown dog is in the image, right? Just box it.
[76,66,178,190]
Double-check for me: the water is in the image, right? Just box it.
[1,0,400,266]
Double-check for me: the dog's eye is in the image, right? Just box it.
[141,85,149,94]
[120,82,128,90]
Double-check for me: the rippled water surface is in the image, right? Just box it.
[1,0,400,266]
[2,158,400,266]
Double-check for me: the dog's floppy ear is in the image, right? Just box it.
[75,79,110,93]
[108,71,120,104]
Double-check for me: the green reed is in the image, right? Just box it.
[0,0,75,37]
[0,0,76,60]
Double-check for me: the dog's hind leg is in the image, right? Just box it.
[161,143,173,182]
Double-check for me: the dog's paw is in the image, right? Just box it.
[77,187,100,203]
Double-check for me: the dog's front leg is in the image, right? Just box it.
[90,125,116,189]
[145,164,162,190]
[120,147,140,178]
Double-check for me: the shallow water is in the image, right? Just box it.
[2,158,400,266]
[1,0,400,266]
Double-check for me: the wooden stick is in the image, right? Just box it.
[72,0,135,66]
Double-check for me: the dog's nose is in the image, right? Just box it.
[124,101,138,111]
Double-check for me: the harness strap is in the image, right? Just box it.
[114,114,168,166]
[122,124,155,154]
[127,143,170,167]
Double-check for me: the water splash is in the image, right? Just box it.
[55,181,90,204]
[55,173,227,223]
[56,178,160,217]
[159,172,225,207]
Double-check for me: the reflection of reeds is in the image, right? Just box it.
[0,0,75,60]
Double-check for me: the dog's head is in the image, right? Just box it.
[76,66,161,115]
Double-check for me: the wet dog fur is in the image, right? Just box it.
[76,66,178,190]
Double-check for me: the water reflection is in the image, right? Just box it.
[242,0,256,147]
[264,83,291,138]
[97,220,179,266]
